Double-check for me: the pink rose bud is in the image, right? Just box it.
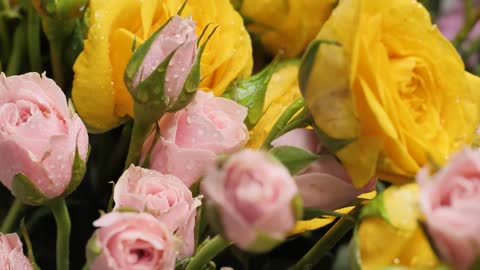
[141,91,249,187]
[0,233,33,270]
[87,212,176,270]
[201,149,302,253]
[113,165,201,257]
[271,128,376,210]
[417,148,480,270]
[132,15,197,99]
[0,73,89,205]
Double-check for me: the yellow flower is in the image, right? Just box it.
[247,61,302,148]
[72,0,253,132]
[300,0,480,186]
[354,184,439,269]
[239,0,336,58]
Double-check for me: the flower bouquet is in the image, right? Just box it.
[1,0,480,269]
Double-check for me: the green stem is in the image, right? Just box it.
[454,7,480,48]
[275,109,311,138]
[186,235,231,270]
[6,20,27,75]
[124,119,153,169]
[50,199,71,270]
[288,207,360,270]
[40,17,75,88]
[27,1,42,72]
[261,97,305,149]
[1,199,24,233]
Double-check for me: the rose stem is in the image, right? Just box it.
[26,1,42,72]
[50,199,71,270]
[6,20,27,76]
[288,206,361,270]
[261,97,305,149]
[124,119,152,169]
[185,235,231,270]
[0,198,24,233]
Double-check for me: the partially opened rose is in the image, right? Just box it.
[418,148,480,270]
[201,149,302,253]
[0,73,89,205]
[113,165,200,257]
[239,0,335,57]
[87,212,176,270]
[141,91,249,187]
[0,233,33,270]
[72,0,253,132]
[271,128,376,210]
[300,0,480,187]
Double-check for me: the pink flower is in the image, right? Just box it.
[437,0,480,41]
[0,233,32,270]
[141,91,248,187]
[201,149,300,252]
[88,212,176,270]
[417,148,480,270]
[132,15,197,100]
[271,129,375,210]
[113,165,200,257]
[0,73,88,203]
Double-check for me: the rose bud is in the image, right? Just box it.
[201,149,302,253]
[0,73,89,205]
[417,148,480,270]
[86,212,176,270]
[141,91,249,187]
[113,165,201,257]
[271,128,376,210]
[124,15,205,123]
[0,233,33,270]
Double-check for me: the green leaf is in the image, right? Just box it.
[313,124,355,153]
[223,58,278,129]
[269,145,320,175]
[299,39,340,94]
[11,173,49,206]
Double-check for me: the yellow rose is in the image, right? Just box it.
[300,0,480,186]
[247,61,302,148]
[72,0,253,132]
[354,184,439,269]
[239,0,335,58]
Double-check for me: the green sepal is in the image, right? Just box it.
[11,173,50,206]
[20,219,41,270]
[269,145,320,175]
[61,145,88,198]
[359,191,388,221]
[313,124,355,153]
[245,232,284,254]
[124,17,172,91]
[291,194,304,221]
[223,58,278,129]
[298,39,340,94]
[85,233,102,266]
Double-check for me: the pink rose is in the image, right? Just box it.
[132,15,197,100]
[201,149,300,252]
[0,233,32,270]
[417,148,480,270]
[271,129,376,210]
[0,73,88,204]
[437,0,480,41]
[88,212,176,270]
[113,165,200,257]
[141,91,248,187]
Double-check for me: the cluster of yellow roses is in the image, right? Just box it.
[71,0,480,268]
